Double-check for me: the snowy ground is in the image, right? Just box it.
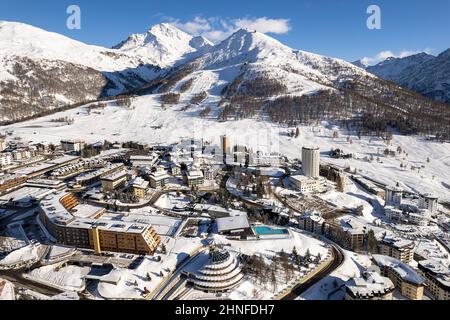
[0,243,41,268]
[212,228,329,259]
[2,95,448,201]
[318,178,385,223]
[0,279,15,300]
[26,264,89,292]
[154,192,192,211]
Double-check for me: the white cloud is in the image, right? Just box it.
[164,16,291,43]
[234,17,291,34]
[361,48,433,66]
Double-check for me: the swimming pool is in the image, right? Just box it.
[253,226,289,236]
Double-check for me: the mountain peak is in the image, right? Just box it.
[147,23,190,39]
[437,48,450,59]
[216,27,288,54]
[352,60,369,69]
[113,23,213,67]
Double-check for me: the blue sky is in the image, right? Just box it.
[1,0,449,63]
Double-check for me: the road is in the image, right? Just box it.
[161,275,187,300]
[280,245,345,300]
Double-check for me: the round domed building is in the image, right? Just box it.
[191,246,244,293]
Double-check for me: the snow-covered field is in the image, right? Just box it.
[154,192,192,211]
[212,228,329,259]
[26,264,89,292]
[2,94,449,201]
[0,244,41,268]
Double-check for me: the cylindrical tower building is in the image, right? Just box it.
[302,147,320,178]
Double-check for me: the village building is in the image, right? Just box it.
[372,255,425,300]
[149,167,170,189]
[131,177,149,199]
[345,271,395,300]
[185,170,204,188]
[61,139,85,153]
[378,235,415,263]
[289,175,325,194]
[417,260,450,300]
[101,170,128,192]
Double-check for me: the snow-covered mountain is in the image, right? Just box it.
[0,21,161,72]
[355,51,450,103]
[150,28,376,98]
[143,28,448,139]
[113,23,213,67]
[0,21,448,139]
[365,53,435,82]
[0,21,166,122]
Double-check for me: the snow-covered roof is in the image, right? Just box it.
[187,170,204,180]
[216,213,250,232]
[101,170,127,182]
[0,186,53,203]
[150,170,170,181]
[39,191,155,235]
[372,254,424,285]
[76,163,124,183]
[346,271,394,299]
[132,177,149,189]
[381,235,415,250]
[418,260,450,288]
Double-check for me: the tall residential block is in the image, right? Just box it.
[302,147,320,178]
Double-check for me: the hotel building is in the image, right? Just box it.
[373,255,425,300]
[39,192,160,255]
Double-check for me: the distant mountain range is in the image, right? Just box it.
[0,20,448,139]
[353,50,450,104]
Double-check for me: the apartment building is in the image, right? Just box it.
[417,260,450,300]
[101,170,128,192]
[149,167,170,189]
[289,175,324,194]
[61,139,85,153]
[132,177,149,199]
[0,174,27,193]
[378,236,415,263]
[0,153,13,167]
[297,211,324,234]
[75,163,124,186]
[185,170,204,188]
[373,255,425,300]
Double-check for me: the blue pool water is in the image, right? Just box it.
[253,226,289,235]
